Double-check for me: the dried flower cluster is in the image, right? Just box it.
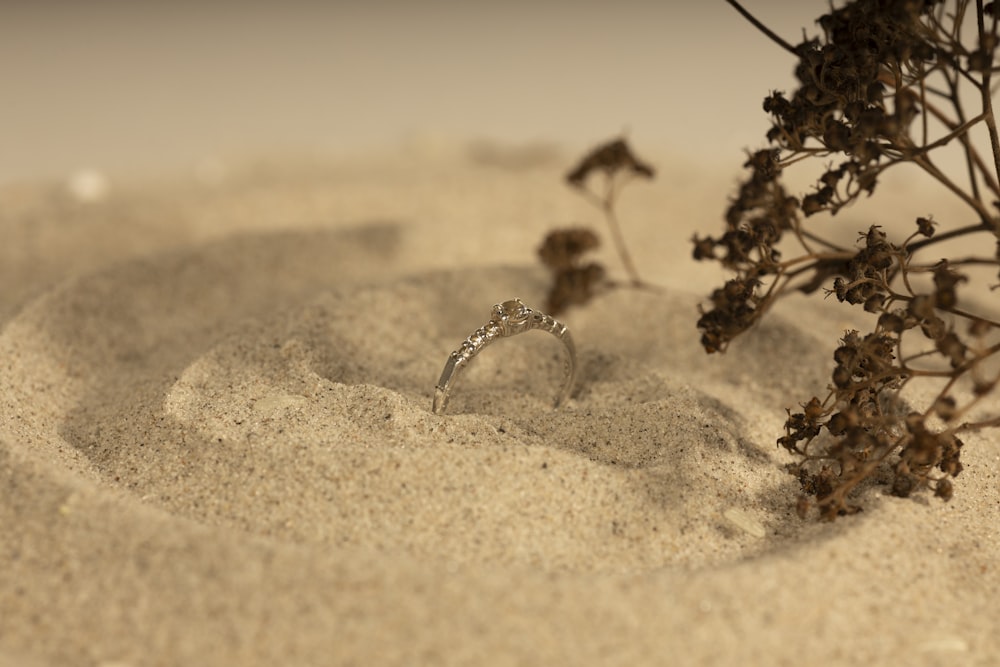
[539,138,656,314]
[538,228,606,314]
[694,0,1000,518]
[565,138,656,187]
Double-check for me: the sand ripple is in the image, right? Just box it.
[2,230,834,572]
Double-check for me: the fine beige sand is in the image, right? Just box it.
[1,143,998,666]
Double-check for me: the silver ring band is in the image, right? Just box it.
[433,298,577,414]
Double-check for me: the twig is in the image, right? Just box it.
[723,0,798,55]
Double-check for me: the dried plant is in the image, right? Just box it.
[693,0,1000,518]
[538,228,607,314]
[539,138,656,314]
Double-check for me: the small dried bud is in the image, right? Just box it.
[833,344,858,366]
[802,193,825,216]
[803,397,824,420]
[823,119,851,150]
[969,318,992,337]
[844,283,870,304]
[891,472,915,498]
[820,168,844,188]
[826,411,851,435]
[692,235,717,261]
[832,365,852,388]
[920,315,946,341]
[865,226,888,247]
[908,295,936,321]
[832,277,848,301]
[878,312,905,333]
[974,378,997,396]
[864,293,886,312]
[936,332,967,368]
[968,49,992,72]
[933,396,957,421]
[866,81,885,103]
[940,436,964,476]
[933,262,967,309]
[866,250,893,270]
[743,149,782,180]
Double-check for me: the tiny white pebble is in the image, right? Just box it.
[68,168,109,202]
[723,507,766,538]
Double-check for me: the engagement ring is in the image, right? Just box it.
[432,299,577,414]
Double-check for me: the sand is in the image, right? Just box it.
[1,143,998,666]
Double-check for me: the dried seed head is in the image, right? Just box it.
[538,228,600,270]
[566,138,655,187]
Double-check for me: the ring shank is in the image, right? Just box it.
[432,300,576,415]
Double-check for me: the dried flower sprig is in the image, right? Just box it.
[539,138,656,314]
[563,138,655,288]
[538,228,607,314]
[696,0,1000,518]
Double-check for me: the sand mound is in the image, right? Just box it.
[2,153,997,666]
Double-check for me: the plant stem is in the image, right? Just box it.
[602,178,643,287]
[914,96,1000,196]
[723,0,798,55]
[977,0,1000,232]
[913,154,995,222]
[905,222,989,253]
[958,414,1000,431]
[603,202,642,287]
[943,65,985,201]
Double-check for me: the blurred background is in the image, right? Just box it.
[0,1,816,185]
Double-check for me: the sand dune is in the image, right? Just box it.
[1,147,997,665]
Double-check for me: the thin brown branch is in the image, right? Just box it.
[976,0,1000,217]
[723,0,798,55]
